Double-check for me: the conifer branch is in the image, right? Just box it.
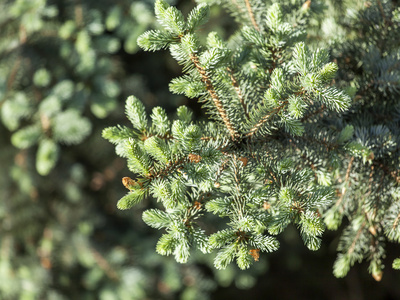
[103,0,400,277]
[230,0,246,17]
[244,0,260,31]
[246,101,287,138]
[148,157,187,179]
[74,0,84,27]
[367,165,375,197]
[376,0,388,26]
[227,67,249,120]
[91,247,120,281]
[190,53,238,140]
[335,156,354,210]
[19,25,27,44]
[7,56,21,89]
[301,105,326,122]
[287,138,318,179]
[392,212,400,232]
[267,48,279,74]
[348,221,366,255]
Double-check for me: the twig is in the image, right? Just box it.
[227,67,249,120]
[335,156,354,209]
[91,247,119,281]
[190,53,238,140]
[244,0,260,31]
[246,101,287,138]
[348,220,366,254]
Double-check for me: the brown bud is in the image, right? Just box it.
[249,249,260,261]
[372,271,383,282]
[188,153,202,163]
[194,201,201,210]
[368,151,374,161]
[369,225,377,236]
[214,182,221,188]
[263,202,271,210]
[238,157,248,167]
[122,177,136,190]
[302,0,311,10]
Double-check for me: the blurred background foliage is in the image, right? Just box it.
[0,0,399,299]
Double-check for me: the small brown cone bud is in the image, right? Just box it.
[302,0,311,10]
[238,157,248,167]
[369,225,377,236]
[122,177,136,190]
[372,271,383,282]
[249,249,260,261]
[188,153,202,163]
[263,201,271,210]
[194,201,201,210]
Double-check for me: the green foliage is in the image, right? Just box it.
[104,0,400,283]
[3,0,400,298]
[104,0,373,275]
[1,0,225,299]
[0,0,153,176]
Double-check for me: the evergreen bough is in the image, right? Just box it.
[104,0,400,279]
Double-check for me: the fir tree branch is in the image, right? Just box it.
[287,137,318,180]
[229,0,246,17]
[376,0,388,26]
[148,157,187,180]
[335,156,354,210]
[267,47,280,74]
[74,0,84,27]
[91,247,120,281]
[190,53,239,140]
[301,105,326,122]
[6,56,21,90]
[19,25,27,44]
[38,228,53,270]
[245,101,287,138]
[244,0,260,31]
[227,67,249,120]
[348,221,366,255]
[214,156,229,186]
[391,211,400,232]
[366,165,375,197]
[232,157,245,219]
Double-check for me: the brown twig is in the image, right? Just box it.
[392,211,400,231]
[230,0,246,16]
[348,220,366,255]
[376,0,388,26]
[91,247,119,281]
[246,101,287,138]
[335,156,354,209]
[190,53,238,140]
[6,57,21,90]
[227,67,249,120]
[74,0,84,27]
[244,0,260,31]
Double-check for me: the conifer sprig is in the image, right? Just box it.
[104,0,400,279]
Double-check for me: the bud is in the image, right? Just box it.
[263,201,271,210]
[188,153,202,163]
[249,249,260,261]
[238,157,248,167]
[302,0,311,10]
[372,270,383,282]
[368,225,377,236]
[122,177,136,190]
[194,201,201,209]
